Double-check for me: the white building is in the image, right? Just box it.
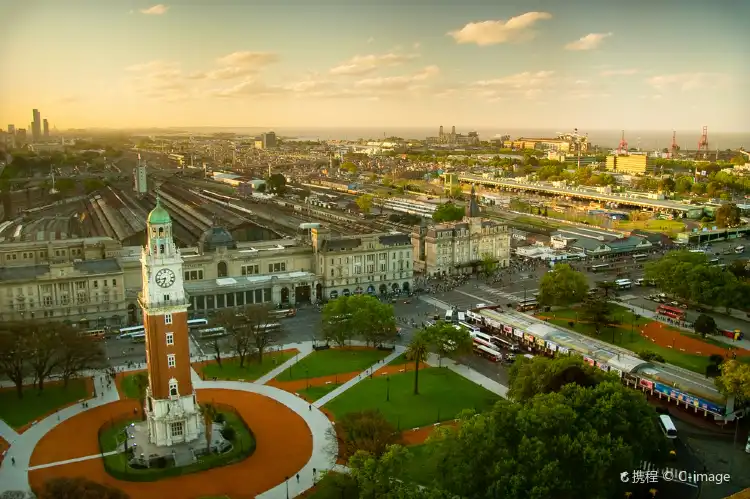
[134,155,148,195]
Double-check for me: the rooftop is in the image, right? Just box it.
[184,270,315,293]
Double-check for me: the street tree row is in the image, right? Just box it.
[211,304,286,368]
[0,321,106,399]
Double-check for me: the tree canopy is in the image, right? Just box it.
[715,203,741,228]
[507,355,608,402]
[265,173,287,194]
[537,264,589,306]
[321,295,397,347]
[356,194,374,214]
[432,203,464,223]
[715,359,750,405]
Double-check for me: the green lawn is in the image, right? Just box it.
[120,374,144,400]
[0,378,89,429]
[298,383,341,401]
[544,317,713,375]
[101,411,254,481]
[325,368,500,430]
[615,219,686,235]
[389,352,410,365]
[274,348,391,382]
[200,350,296,381]
[100,418,139,451]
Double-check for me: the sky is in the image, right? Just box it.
[2,0,749,132]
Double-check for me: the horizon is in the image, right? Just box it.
[2,0,749,132]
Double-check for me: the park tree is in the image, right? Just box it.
[432,203,464,223]
[348,446,429,499]
[57,328,105,387]
[537,264,588,306]
[265,173,287,194]
[595,280,618,300]
[581,295,617,336]
[715,203,741,228]
[428,382,666,499]
[356,194,374,215]
[322,295,396,347]
[215,307,255,367]
[479,253,497,276]
[310,472,360,499]
[728,259,750,279]
[27,322,61,392]
[693,313,717,338]
[508,355,608,402]
[424,321,473,367]
[39,476,130,499]
[199,403,218,452]
[658,177,676,193]
[236,304,285,364]
[341,161,357,173]
[132,372,149,421]
[0,324,30,399]
[645,250,708,301]
[405,332,430,395]
[336,409,401,460]
[714,360,750,406]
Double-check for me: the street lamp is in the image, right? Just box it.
[285,476,289,499]
[386,376,390,402]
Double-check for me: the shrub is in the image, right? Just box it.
[221,425,236,441]
[213,413,226,424]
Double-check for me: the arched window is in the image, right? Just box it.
[158,227,164,237]
[169,378,178,397]
[160,244,165,254]
[217,261,228,277]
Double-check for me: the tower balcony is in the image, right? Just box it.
[137,292,191,311]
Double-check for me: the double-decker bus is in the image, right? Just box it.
[615,279,632,290]
[187,318,209,329]
[473,343,503,362]
[516,298,538,312]
[118,325,145,339]
[199,327,227,339]
[270,308,296,319]
[656,304,686,321]
[590,263,611,273]
[79,328,107,340]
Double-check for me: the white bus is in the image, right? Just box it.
[187,318,209,329]
[659,415,677,439]
[258,322,281,332]
[130,332,146,343]
[735,245,745,254]
[615,279,632,290]
[491,335,520,352]
[632,253,648,261]
[473,343,503,362]
[199,327,227,339]
[118,325,145,339]
[457,311,466,323]
[444,309,454,322]
[270,308,296,318]
[458,321,481,334]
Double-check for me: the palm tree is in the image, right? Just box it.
[405,333,430,395]
[199,403,218,452]
[133,372,149,422]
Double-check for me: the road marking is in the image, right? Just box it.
[455,289,497,304]
[419,296,452,310]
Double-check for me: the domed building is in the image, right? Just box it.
[199,226,237,253]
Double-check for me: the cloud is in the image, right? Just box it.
[448,12,552,46]
[646,72,729,91]
[354,66,439,91]
[565,33,612,51]
[600,68,639,76]
[140,4,168,15]
[126,60,191,101]
[329,52,420,76]
[472,70,556,101]
[367,37,375,43]
[187,51,279,80]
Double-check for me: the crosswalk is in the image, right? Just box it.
[639,461,698,487]
[477,284,538,303]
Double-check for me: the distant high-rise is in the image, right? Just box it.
[43,119,49,137]
[261,131,277,149]
[7,125,15,135]
[32,109,41,142]
[17,129,27,143]
[134,154,148,195]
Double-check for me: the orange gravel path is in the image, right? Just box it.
[267,361,429,395]
[401,421,457,445]
[28,389,313,499]
[14,377,95,434]
[642,322,750,357]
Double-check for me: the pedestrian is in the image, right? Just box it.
[296,473,300,483]
[308,404,312,411]
[11,457,15,466]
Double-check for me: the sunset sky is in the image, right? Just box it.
[2,0,748,131]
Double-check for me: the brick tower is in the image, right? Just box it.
[138,197,200,447]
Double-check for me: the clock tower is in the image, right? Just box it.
[138,197,200,447]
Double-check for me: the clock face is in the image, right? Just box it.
[155,268,176,288]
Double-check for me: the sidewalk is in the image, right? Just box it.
[425,353,509,398]
[255,343,314,385]
[0,372,120,495]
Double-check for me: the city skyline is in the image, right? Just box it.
[2,0,749,132]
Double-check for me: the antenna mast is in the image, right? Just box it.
[670,131,679,158]
[617,130,628,155]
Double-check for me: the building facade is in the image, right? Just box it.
[605,154,653,175]
[311,226,413,300]
[32,109,41,142]
[412,187,511,276]
[139,199,201,447]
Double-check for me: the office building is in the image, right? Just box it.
[605,154,653,175]
[7,125,15,135]
[412,186,511,276]
[43,119,49,137]
[261,132,277,149]
[134,155,148,195]
[32,109,41,142]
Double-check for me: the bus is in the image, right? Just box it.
[457,311,466,323]
[615,279,632,290]
[187,318,209,329]
[473,343,503,362]
[118,325,145,339]
[516,298,538,312]
[632,254,648,261]
[79,328,107,340]
[735,245,745,254]
[130,332,146,343]
[709,258,721,265]
[199,327,227,339]
[458,321,481,334]
[257,322,282,332]
[471,331,496,349]
[270,308,296,319]
[590,263,611,273]
[491,335,520,352]
[659,415,677,439]
[444,309,454,322]
[656,304,686,321]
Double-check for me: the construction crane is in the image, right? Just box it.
[670,131,679,158]
[696,126,709,159]
[617,130,628,155]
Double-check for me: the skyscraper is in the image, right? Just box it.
[43,119,49,137]
[7,125,15,135]
[32,109,41,142]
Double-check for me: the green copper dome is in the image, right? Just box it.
[147,197,171,224]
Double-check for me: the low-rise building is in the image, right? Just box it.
[412,186,511,276]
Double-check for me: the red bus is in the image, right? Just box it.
[656,304,686,321]
[473,344,503,362]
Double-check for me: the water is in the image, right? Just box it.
[178,127,750,150]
